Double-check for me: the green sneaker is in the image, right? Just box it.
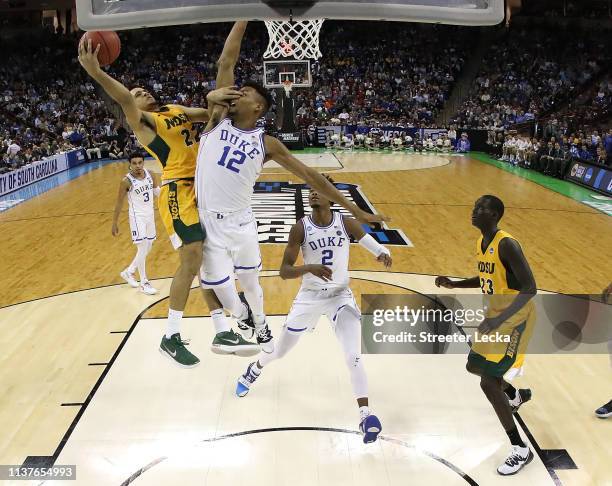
[211,329,260,357]
[159,333,200,368]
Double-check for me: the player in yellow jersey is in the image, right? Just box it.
[436,195,537,476]
[78,24,258,367]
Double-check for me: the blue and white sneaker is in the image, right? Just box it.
[595,399,612,418]
[236,362,260,397]
[359,414,382,443]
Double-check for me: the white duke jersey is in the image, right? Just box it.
[196,118,266,213]
[301,211,351,290]
[126,169,154,217]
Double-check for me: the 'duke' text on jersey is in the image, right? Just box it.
[308,236,347,251]
[133,183,153,196]
[219,129,261,159]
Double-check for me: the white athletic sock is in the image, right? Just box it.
[335,311,369,399]
[237,272,265,325]
[211,308,231,334]
[359,406,370,421]
[136,242,150,283]
[166,308,183,338]
[127,242,149,281]
[126,253,138,275]
[213,285,248,320]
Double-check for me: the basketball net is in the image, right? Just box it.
[282,79,293,97]
[264,19,324,60]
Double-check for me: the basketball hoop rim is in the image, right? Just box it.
[264,18,324,60]
[282,79,294,96]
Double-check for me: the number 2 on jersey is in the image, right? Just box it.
[217,145,246,173]
[322,249,333,266]
[181,128,195,147]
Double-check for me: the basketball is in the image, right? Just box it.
[79,31,121,66]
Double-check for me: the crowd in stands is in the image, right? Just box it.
[0,21,469,172]
[0,21,610,180]
[452,26,611,130]
[294,22,469,128]
[486,127,612,178]
[323,129,471,153]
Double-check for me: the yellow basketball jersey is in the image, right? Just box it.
[142,105,199,180]
[477,230,523,314]
[476,229,520,295]
[474,229,535,371]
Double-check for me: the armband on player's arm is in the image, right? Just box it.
[153,187,161,197]
[358,234,390,257]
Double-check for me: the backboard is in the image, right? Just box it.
[77,0,504,31]
[263,60,312,88]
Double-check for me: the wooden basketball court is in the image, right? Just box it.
[0,151,610,485]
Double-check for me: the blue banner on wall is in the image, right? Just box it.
[566,161,612,197]
[67,149,88,168]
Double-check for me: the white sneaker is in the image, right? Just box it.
[255,322,274,354]
[140,281,158,295]
[497,445,533,475]
[120,270,139,288]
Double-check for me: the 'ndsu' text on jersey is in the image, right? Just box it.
[301,211,351,290]
[142,105,199,180]
[126,169,154,217]
[477,229,535,315]
[196,118,265,213]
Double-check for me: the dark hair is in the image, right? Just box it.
[482,194,505,222]
[242,80,273,115]
[127,151,145,164]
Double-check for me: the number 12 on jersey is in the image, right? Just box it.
[217,146,246,174]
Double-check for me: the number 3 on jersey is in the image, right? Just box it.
[217,145,246,173]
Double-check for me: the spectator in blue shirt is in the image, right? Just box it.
[604,129,612,156]
[578,144,593,161]
[455,133,471,153]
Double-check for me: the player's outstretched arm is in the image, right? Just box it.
[216,21,248,89]
[342,216,392,268]
[435,276,480,289]
[204,104,229,132]
[152,172,161,198]
[265,136,389,226]
[279,223,332,282]
[181,87,242,123]
[112,178,131,236]
[78,39,147,132]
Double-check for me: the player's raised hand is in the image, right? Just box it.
[435,276,455,289]
[206,86,243,107]
[78,38,101,75]
[354,209,390,228]
[377,252,392,268]
[112,222,119,237]
[307,264,333,282]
